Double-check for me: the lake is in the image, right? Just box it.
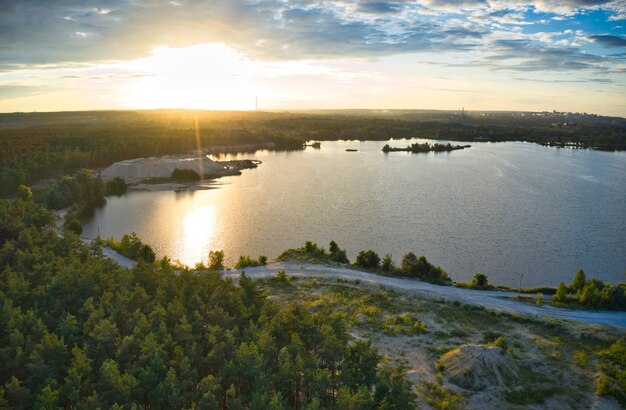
[82,140,626,287]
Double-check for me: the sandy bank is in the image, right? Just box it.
[101,155,225,183]
[100,155,257,184]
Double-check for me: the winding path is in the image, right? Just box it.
[227,261,626,329]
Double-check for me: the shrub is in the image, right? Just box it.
[400,253,451,284]
[381,254,394,272]
[105,177,128,196]
[553,282,568,303]
[104,232,156,263]
[419,381,465,410]
[355,250,381,269]
[171,168,201,180]
[235,255,265,269]
[64,218,83,235]
[329,240,349,263]
[17,184,32,201]
[469,272,494,289]
[274,270,292,287]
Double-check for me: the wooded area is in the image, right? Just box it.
[1,109,625,196]
[0,198,416,409]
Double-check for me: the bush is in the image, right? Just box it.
[597,338,626,406]
[105,177,128,196]
[552,271,625,310]
[329,240,349,263]
[171,168,201,180]
[381,254,395,272]
[383,313,426,335]
[274,270,293,286]
[235,255,265,269]
[399,253,451,284]
[553,282,568,303]
[355,250,381,269]
[17,184,32,201]
[64,218,83,235]
[104,232,156,263]
[469,273,493,289]
[419,381,465,410]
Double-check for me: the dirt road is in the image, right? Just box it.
[227,261,626,329]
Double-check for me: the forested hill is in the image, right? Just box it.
[1,109,625,196]
[0,197,416,409]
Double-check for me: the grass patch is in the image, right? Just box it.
[419,381,466,410]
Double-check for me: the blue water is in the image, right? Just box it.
[83,140,626,287]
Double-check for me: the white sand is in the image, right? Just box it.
[101,155,226,183]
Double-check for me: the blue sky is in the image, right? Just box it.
[0,0,625,115]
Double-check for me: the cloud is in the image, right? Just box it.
[358,1,403,13]
[419,0,488,11]
[0,0,623,79]
[590,34,626,47]
[0,84,56,100]
[483,39,608,71]
[513,77,614,83]
[530,0,611,15]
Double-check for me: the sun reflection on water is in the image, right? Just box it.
[182,206,216,266]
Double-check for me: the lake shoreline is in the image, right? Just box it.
[81,140,626,288]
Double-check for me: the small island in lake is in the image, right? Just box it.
[383,142,471,153]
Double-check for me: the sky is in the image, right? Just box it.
[0,0,625,115]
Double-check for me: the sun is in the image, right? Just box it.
[124,43,261,110]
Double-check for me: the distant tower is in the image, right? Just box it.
[255,97,258,111]
[461,107,465,119]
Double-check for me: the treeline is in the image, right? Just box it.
[278,241,451,285]
[1,110,625,196]
[0,199,416,409]
[0,112,303,196]
[553,270,626,311]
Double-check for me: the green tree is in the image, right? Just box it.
[470,273,490,289]
[571,269,586,293]
[554,282,568,303]
[355,250,380,269]
[400,252,419,276]
[64,218,83,235]
[208,250,226,270]
[374,366,417,409]
[329,241,349,264]
[35,383,59,409]
[381,254,394,272]
[341,340,378,391]
[105,177,128,196]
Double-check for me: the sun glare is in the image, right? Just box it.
[182,205,217,266]
[124,44,261,110]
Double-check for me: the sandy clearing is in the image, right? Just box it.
[226,262,626,329]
